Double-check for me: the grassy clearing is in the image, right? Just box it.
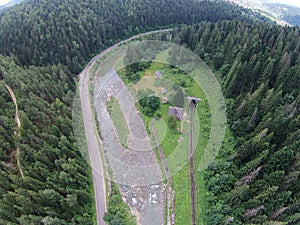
[155,114,192,225]
[161,70,216,225]
[189,82,211,225]
[159,75,211,225]
[124,58,210,225]
[149,60,211,225]
[107,97,130,148]
[153,104,181,157]
[112,46,229,225]
[158,117,191,225]
[117,54,195,224]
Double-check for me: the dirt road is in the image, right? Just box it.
[5,83,24,179]
[80,69,108,225]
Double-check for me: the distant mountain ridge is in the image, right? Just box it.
[0,0,23,11]
[230,0,300,26]
[265,3,300,26]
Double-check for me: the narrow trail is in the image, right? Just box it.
[151,121,172,185]
[151,121,176,225]
[189,101,196,225]
[5,83,24,179]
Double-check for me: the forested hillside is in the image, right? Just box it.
[0,0,267,73]
[172,22,300,224]
[0,56,93,224]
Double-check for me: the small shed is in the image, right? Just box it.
[187,96,202,107]
[155,71,163,78]
[168,106,184,120]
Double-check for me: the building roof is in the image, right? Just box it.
[168,106,184,120]
[187,96,202,107]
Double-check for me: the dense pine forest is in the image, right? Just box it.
[0,0,267,73]
[172,22,300,224]
[0,0,299,224]
[0,57,93,224]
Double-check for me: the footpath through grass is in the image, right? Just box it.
[189,82,211,225]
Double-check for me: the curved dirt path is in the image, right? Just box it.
[5,83,24,179]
